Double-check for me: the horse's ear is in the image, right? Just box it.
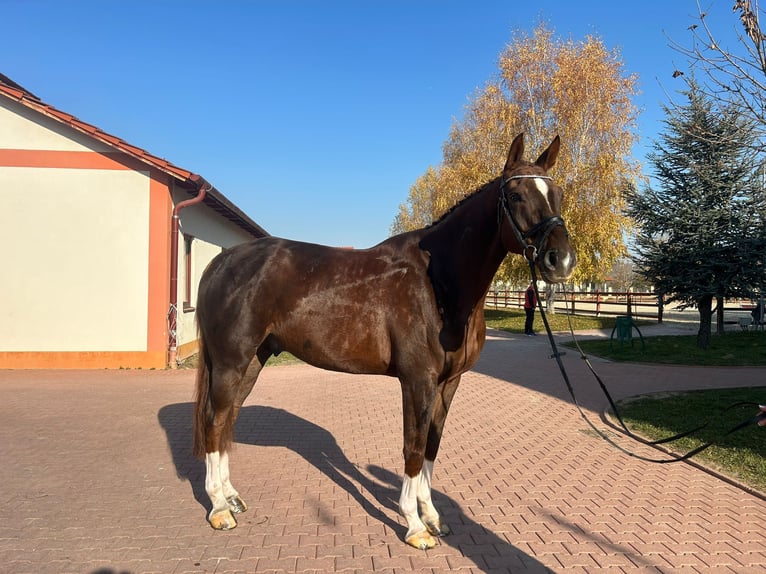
[535,135,560,171]
[504,133,525,172]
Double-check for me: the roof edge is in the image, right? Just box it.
[0,73,268,239]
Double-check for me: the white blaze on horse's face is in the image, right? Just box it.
[534,177,552,210]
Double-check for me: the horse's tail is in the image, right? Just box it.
[193,327,211,459]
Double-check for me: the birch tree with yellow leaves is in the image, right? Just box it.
[392,23,641,285]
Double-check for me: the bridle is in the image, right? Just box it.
[498,174,567,262]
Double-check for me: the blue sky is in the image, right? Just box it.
[3,1,744,247]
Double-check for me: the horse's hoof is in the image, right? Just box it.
[405,530,437,550]
[424,518,451,537]
[209,508,237,530]
[227,495,248,514]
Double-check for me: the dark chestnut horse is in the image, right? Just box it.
[193,133,576,549]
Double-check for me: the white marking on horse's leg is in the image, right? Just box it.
[417,459,450,536]
[534,178,551,210]
[417,460,437,526]
[399,471,429,542]
[219,451,235,498]
[219,451,247,513]
[205,452,228,511]
[205,451,237,529]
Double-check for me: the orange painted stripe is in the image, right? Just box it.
[1,147,177,368]
[0,351,167,370]
[0,149,148,171]
[147,174,172,361]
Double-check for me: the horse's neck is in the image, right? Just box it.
[419,184,507,324]
[447,192,507,298]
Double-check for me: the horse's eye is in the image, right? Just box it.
[508,192,523,203]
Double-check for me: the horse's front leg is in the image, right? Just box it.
[399,377,439,549]
[418,375,461,537]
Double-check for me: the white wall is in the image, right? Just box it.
[0,167,151,351]
[0,98,113,152]
[173,194,258,350]
[0,95,262,359]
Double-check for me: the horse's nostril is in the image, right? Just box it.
[545,250,558,269]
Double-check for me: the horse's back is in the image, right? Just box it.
[200,234,427,305]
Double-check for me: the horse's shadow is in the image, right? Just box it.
[158,403,552,572]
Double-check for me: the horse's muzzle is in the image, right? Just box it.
[540,246,576,283]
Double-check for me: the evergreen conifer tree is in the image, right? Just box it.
[626,80,766,348]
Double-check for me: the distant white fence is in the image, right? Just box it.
[485,290,762,324]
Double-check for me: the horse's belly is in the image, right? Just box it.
[276,306,393,375]
[284,334,392,375]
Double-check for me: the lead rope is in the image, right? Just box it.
[527,262,764,464]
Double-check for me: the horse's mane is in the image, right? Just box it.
[425,176,501,229]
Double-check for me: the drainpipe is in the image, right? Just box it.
[167,175,210,368]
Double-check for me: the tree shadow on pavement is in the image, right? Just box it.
[158,402,553,573]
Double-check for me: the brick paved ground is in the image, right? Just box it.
[2,324,766,573]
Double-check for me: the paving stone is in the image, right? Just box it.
[2,324,766,572]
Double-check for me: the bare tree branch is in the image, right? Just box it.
[668,0,766,150]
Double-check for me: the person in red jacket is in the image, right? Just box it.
[524,281,537,336]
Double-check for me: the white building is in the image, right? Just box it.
[0,74,267,369]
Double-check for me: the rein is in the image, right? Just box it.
[497,172,764,461]
[526,261,766,464]
[498,175,566,263]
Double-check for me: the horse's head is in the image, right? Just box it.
[499,133,576,283]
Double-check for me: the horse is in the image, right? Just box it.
[193,132,576,549]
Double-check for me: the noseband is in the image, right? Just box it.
[498,174,567,262]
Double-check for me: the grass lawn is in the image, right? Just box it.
[179,351,301,369]
[484,307,617,333]
[485,308,766,494]
[614,388,766,493]
[568,330,766,366]
[264,352,302,366]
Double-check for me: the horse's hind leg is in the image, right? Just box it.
[217,356,267,516]
[205,351,267,530]
[205,449,238,530]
